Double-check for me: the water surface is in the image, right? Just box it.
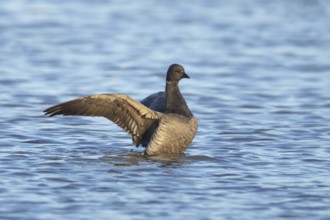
[1,0,330,219]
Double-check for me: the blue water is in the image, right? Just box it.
[1,0,330,219]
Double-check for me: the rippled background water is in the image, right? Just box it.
[1,0,330,219]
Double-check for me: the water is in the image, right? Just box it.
[1,0,330,219]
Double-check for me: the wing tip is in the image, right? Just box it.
[43,105,62,117]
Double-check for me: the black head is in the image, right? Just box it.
[166,64,190,82]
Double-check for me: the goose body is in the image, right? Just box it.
[44,64,198,155]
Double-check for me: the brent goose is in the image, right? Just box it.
[44,64,198,155]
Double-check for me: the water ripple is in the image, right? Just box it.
[1,0,330,220]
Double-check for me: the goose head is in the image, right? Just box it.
[166,64,190,82]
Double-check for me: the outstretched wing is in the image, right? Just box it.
[43,94,162,145]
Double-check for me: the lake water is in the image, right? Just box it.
[1,0,330,219]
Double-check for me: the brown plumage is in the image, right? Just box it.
[44,64,198,155]
[44,94,161,146]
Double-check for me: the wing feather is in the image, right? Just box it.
[44,94,162,145]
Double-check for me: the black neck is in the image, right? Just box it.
[165,81,192,116]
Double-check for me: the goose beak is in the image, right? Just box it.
[183,72,190,79]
